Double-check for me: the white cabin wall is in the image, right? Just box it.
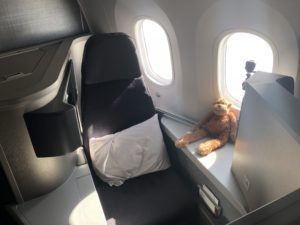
[79,0,300,118]
[114,0,187,118]
[148,0,218,120]
[194,0,298,106]
[114,0,219,121]
[78,0,117,33]
[262,0,300,97]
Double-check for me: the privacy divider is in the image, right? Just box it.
[24,61,82,157]
[232,72,300,212]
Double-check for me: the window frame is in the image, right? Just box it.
[217,31,277,108]
[135,18,174,86]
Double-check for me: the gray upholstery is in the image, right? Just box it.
[232,72,300,211]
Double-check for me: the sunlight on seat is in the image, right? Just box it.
[69,192,106,225]
[107,218,117,225]
[200,151,217,169]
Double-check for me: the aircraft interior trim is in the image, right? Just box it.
[1,0,300,225]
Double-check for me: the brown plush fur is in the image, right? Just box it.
[175,98,238,156]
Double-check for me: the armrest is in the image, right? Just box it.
[161,115,247,217]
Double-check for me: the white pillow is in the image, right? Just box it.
[89,114,170,186]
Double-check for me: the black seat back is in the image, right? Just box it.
[81,33,155,150]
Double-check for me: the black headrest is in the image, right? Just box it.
[82,33,141,85]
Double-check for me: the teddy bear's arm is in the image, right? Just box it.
[191,112,214,132]
[228,112,238,142]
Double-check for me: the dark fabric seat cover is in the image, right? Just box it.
[81,33,199,225]
[0,164,17,225]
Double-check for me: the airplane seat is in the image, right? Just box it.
[0,164,17,225]
[81,33,199,225]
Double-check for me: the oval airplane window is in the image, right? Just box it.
[135,19,173,85]
[218,32,274,107]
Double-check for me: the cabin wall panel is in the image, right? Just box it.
[77,0,117,33]
[0,109,77,202]
[195,0,298,108]
[154,0,219,119]
[108,0,299,121]
[114,0,187,118]
[0,0,84,53]
[84,0,300,98]
[113,0,220,121]
[0,38,87,203]
[262,0,300,97]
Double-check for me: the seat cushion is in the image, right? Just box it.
[96,168,199,225]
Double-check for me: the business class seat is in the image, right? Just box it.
[81,33,199,225]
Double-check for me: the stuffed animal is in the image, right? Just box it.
[175,98,237,156]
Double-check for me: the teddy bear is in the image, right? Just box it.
[175,98,237,156]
